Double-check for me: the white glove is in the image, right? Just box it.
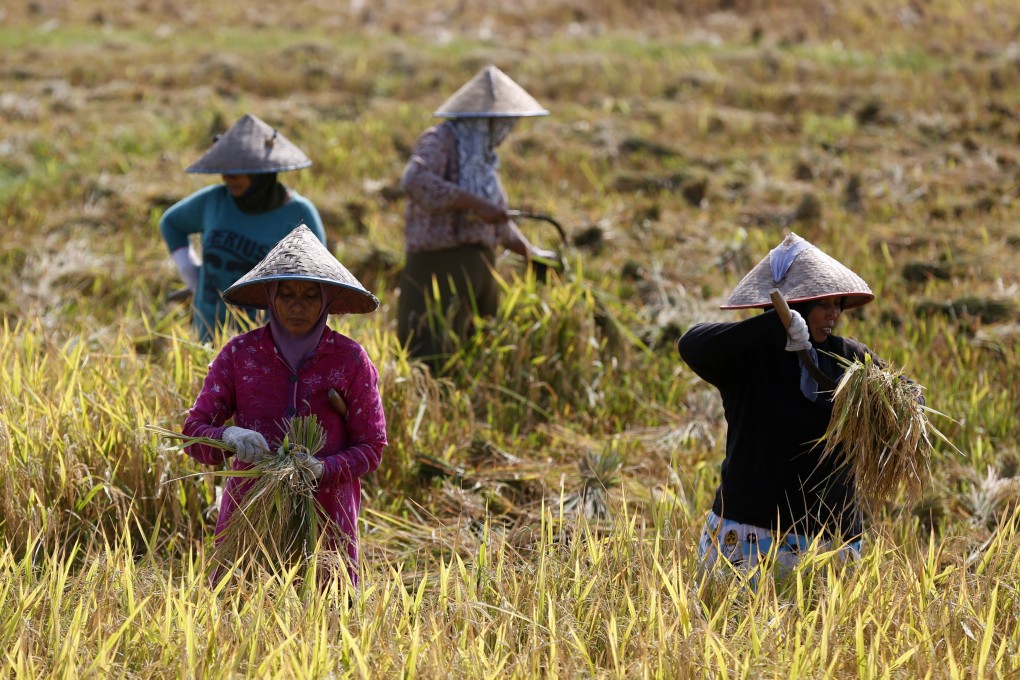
[784,310,812,352]
[530,247,559,262]
[223,426,271,464]
[171,245,201,292]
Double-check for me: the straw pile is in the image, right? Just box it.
[819,354,948,512]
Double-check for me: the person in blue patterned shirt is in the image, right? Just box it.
[160,113,326,341]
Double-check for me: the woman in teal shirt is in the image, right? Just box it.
[160,113,326,341]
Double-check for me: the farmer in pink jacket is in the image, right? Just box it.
[182,224,386,586]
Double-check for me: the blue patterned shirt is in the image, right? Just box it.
[159,184,326,340]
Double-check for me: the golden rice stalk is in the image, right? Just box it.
[819,354,951,512]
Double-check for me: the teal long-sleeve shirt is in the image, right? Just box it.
[159,184,326,340]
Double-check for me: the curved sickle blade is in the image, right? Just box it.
[506,210,567,245]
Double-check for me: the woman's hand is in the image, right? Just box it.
[170,246,201,292]
[223,426,271,464]
[784,310,812,352]
[473,200,508,224]
[294,451,324,480]
[452,191,507,224]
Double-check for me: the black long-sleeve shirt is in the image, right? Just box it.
[677,310,871,539]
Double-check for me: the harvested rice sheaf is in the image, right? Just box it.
[819,354,951,512]
[151,416,327,575]
[214,422,325,574]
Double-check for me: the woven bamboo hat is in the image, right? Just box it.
[722,232,874,310]
[222,225,379,314]
[434,64,549,118]
[186,113,312,174]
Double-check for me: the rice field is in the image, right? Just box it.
[2,0,1020,677]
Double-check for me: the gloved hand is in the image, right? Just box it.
[784,310,812,352]
[223,426,271,464]
[530,247,560,263]
[294,451,324,480]
[171,245,201,293]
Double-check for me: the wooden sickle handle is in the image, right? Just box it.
[770,288,793,330]
[327,388,348,418]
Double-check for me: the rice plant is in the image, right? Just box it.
[564,446,624,522]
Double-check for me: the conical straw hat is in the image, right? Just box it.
[722,233,874,310]
[186,113,312,174]
[434,64,549,118]
[222,225,379,314]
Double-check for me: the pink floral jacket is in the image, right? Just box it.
[183,325,387,582]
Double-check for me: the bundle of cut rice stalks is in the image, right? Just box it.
[818,353,955,514]
[151,415,326,576]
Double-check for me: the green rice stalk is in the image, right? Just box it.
[148,425,235,455]
[818,354,952,513]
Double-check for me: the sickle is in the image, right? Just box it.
[770,289,837,392]
[505,210,568,245]
[506,209,569,282]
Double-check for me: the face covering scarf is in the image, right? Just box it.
[448,117,518,205]
[799,349,821,402]
[233,172,289,215]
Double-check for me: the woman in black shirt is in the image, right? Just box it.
[678,233,901,573]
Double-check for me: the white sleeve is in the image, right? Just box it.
[171,245,201,292]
